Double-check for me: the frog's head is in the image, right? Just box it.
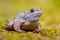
[25,8,42,21]
[30,8,42,17]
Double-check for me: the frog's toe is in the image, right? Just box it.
[17,30,25,33]
[33,30,40,33]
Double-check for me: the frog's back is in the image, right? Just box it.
[14,11,29,19]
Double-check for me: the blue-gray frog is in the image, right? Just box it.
[5,8,42,32]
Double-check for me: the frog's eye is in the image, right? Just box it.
[30,8,34,13]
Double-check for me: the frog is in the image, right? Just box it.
[4,8,42,32]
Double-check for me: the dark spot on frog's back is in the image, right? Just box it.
[30,8,34,13]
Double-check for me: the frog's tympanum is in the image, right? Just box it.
[5,8,42,32]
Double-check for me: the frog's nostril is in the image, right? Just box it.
[30,8,34,13]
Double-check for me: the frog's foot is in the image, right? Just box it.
[33,23,41,33]
[15,30,25,33]
[33,29,40,33]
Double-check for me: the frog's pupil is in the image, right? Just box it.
[30,9,34,13]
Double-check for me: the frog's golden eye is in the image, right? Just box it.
[30,8,34,13]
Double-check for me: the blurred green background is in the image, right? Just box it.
[0,0,60,26]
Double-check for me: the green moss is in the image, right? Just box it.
[0,25,60,40]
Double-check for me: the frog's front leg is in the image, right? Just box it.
[33,23,41,33]
[14,19,25,32]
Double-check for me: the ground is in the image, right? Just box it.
[0,24,60,40]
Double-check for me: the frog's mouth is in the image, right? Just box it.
[24,12,41,21]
